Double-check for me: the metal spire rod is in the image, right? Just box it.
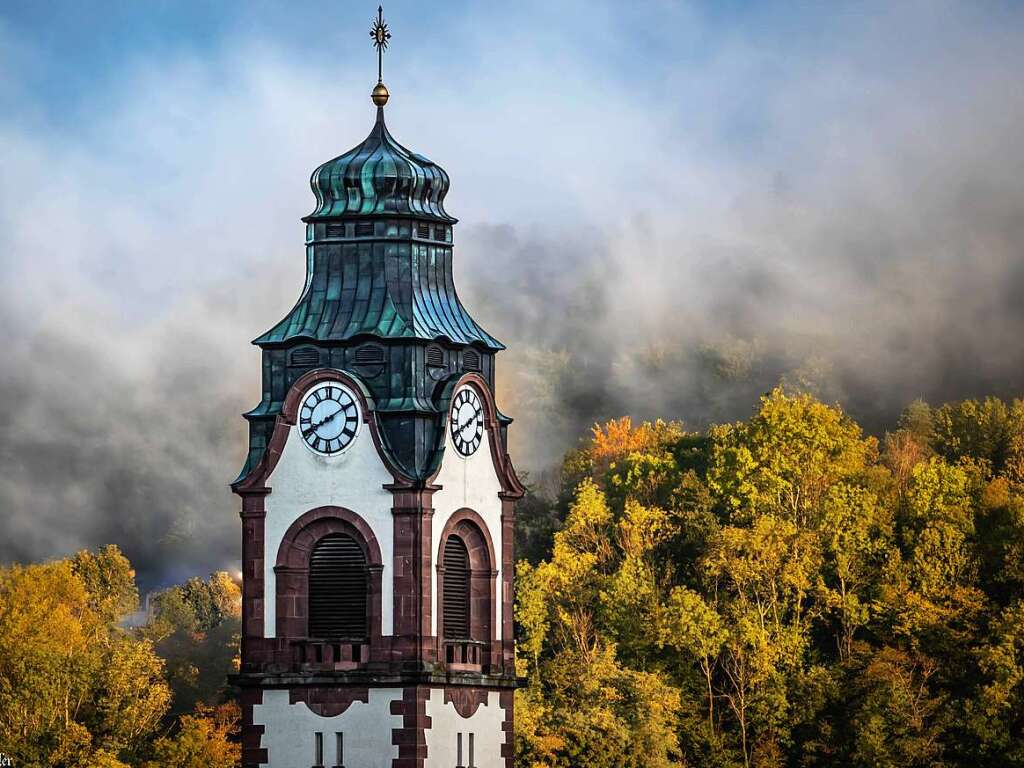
[370,5,391,85]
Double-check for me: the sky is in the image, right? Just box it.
[1,1,1023,587]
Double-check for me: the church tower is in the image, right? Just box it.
[231,9,523,767]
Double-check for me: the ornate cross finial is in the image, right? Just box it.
[370,6,391,106]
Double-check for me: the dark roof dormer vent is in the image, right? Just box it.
[290,347,320,367]
[354,344,386,365]
[354,222,374,237]
[417,222,430,239]
[463,349,481,372]
[426,345,445,368]
[325,222,346,238]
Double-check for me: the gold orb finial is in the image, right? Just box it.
[371,81,390,107]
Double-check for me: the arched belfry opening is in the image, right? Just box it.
[308,533,369,640]
[438,513,498,672]
[269,507,385,670]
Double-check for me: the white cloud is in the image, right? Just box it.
[1,0,1023,577]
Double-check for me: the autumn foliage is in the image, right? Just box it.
[515,390,1024,767]
[0,547,241,767]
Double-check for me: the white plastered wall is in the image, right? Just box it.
[424,689,505,768]
[431,393,505,638]
[254,688,402,768]
[263,416,395,636]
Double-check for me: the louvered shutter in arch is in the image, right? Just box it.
[463,349,481,372]
[443,536,471,640]
[308,534,368,639]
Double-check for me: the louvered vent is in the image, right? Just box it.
[325,223,346,238]
[443,536,470,639]
[426,346,445,368]
[354,345,385,365]
[463,349,481,371]
[435,226,448,243]
[417,222,430,239]
[308,534,368,639]
[290,347,320,367]
[354,222,374,237]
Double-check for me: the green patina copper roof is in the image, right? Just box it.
[306,106,455,222]
[252,241,503,349]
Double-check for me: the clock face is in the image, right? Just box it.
[450,387,484,457]
[298,383,360,455]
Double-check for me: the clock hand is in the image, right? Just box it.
[458,411,478,435]
[316,408,342,428]
[305,405,344,435]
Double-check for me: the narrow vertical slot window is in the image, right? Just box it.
[314,731,324,767]
[469,733,475,767]
[456,732,464,768]
[335,732,344,768]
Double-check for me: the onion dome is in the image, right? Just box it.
[306,106,455,222]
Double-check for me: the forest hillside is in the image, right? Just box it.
[514,390,1024,767]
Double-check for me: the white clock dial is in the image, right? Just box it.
[298,383,360,455]
[450,387,484,457]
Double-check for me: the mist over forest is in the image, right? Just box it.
[1,1,1023,587]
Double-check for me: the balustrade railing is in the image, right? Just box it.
[291,638,368,671]
[444,639,489,671]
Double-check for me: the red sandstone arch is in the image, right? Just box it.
[436,508,497,649]
[274,506,383,643]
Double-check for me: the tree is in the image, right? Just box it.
[964,599,1024,762]
[0,555,170,767]
[817,483,890,660]
[847,647,948,768]
[702,516,822,766]
[708,388,875,527]
[144,572,241,717]
[142,703,240,768]
[515,475,684,766]
[663,586,726,731]
[70,545,139,627]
